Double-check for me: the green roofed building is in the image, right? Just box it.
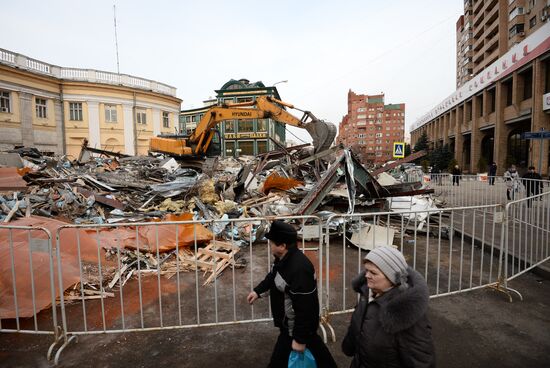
[179,78,286,158]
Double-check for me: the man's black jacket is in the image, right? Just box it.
[253,246,319,344]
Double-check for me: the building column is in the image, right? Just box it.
[19,92,34,147]
[455,106,464,169]
[443,113,449,146]
[470,92,483,173]
[531,59,550,176]
[54,98,64,155]
[87,101,100,149]
[494,79,509,175]
[152,108,161,136]
[123,104,135,155]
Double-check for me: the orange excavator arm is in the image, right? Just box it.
[150,96,336,157]
[189,96,335,154]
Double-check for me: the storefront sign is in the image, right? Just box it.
[224,132,268,139]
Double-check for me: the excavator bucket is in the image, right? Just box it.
[304,120,338,153]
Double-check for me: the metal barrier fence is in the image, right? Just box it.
[424,174,550,209]
[501,190,550,294]
[51,215,323,364]
[323,204,506,314]
[0,225,63,360]
[2,178,550,365]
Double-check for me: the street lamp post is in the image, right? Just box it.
[272,80,288,86]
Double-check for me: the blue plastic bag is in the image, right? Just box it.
[288,348,317,368]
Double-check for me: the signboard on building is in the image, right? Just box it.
[393,142,405,158]
[543,92,550,112]
[225,132,268,139]
[412,22,550,131]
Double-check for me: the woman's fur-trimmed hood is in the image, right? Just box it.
[353,266,430,334]
[377,267,429,334]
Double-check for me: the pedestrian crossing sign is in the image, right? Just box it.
[393,142,405,158]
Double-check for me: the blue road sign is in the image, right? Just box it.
[522,131,550,139]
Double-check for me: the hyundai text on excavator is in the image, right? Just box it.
[149,96,337,166]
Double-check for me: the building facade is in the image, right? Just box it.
[0,48,181,158]
[411,19,550,176]
[337,90,405,165]
[180,79,286,157]
[456,0,549,88]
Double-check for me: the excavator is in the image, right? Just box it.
[149,96,337,163]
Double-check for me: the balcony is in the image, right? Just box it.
[0,47,177,97]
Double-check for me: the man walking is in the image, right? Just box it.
[247,220,336,368]
[452,165,461,186]
[522,166,543,208]
[488,162,497,185]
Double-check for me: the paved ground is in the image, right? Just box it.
[1,264,549,368]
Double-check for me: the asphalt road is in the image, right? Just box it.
[1,263,549,368]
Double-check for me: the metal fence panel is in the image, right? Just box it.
[323,205,505,314]
[0,225,62,360]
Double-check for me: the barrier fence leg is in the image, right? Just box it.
[489,205,523,302]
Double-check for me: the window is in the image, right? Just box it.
[136,109,147,124]
[0,91,10,113]
[357,107,366,112]
[225,141,235,157]
[529,16,536,28]
[69,102,83,121]
[257,140,267,154]
[236,97,253,103]
[509,7,524,21]
[35,98,47,118]
[257,119,267,131]
[357,114,367,119]
[509,23,524,38]
[238,140,254,156]
[521,68,533,100]
[162,112,169,128]
[238,121,254,132]
[105,105,117,123]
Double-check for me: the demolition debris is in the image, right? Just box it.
[1,142,435,319]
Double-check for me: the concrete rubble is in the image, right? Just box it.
[1,142,439,319]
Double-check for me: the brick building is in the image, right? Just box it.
[337,90,405,165]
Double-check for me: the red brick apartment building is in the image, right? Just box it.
[337,90,405,165]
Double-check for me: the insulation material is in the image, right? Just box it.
[198,179,218,204]
[262,172,303,194]
[376,172,399,186]
[90,213,213,253]
[349,223,396,251]
[0,168,28,191]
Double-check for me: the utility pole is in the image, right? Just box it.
[113,4,120,74]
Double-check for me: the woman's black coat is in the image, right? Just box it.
[342,267,435,368]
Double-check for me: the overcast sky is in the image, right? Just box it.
[2,0,463,143]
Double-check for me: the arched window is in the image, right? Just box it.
[507,128,529,168]
[481,134,494,165]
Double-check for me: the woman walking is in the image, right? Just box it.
[342,246,435,367]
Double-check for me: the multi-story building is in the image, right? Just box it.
[411,6,550,176]
[337,90,405,165]
[0,48,181,158]
[180,79,286,157]
[456,0,549,88]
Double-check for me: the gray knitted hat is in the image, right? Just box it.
[365,246,409,289]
